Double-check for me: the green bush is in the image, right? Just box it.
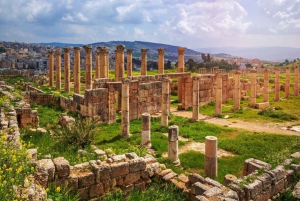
[258,108,298,121]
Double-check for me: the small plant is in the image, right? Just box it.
[46,183,79,201]
[258,108,298,121]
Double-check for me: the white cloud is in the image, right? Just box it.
[134,28,144,35]
[62,14,74,22]
[76,13,88,22]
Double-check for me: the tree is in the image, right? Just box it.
[285,59,289,65]
[0,46,6,53]
[207,54,211,62]
[246,63,252,68]
[201,53,207,62]
[165,60,172,69]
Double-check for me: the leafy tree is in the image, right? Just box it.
[165,60,172,69]
[246,63,252,68]
[207,54,211,62]
[285,59,289,65]
[0,46,6,53]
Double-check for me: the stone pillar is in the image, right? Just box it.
[116,45,125,81]
[295,66,299,96]
[141,49,149,76]
[205,136,218,179]
[114,49,119,81]
[121,78,130,138]
[48,50,54,87]
[274,68,280,101]
[177,47,186,102]
[84,45,93,90]
[285,67,290,98]
[264,69,269,102]
[126,49,133,77]
[141,113,151,148]
[55,49,61,91]
[74,47,81,94]
[161,78,170,127]
[105,49,109,78]
[98,46,108,78]
[192,77,200,122]
[215,73,222,116]
[234,71,241,111]
[250,69,257,107]
[95,50,100,79]
[158,48,165,74]
[63,47,70,93]
[168,125,180,166]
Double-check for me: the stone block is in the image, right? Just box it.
[99,164,111,181]
[146,162,160,177]
[112,154,126,162]
[188,173,206,184]
[163,172,177,181]
[229,183,246,201]
[89,183,104,198]
[36,159,55,181]
[257,173,272,190]
[191,182,210,195]
[205,177,222,188]
[244,179,262,199]
[195,195,209,201]
[273,178,285,195]
[129,158,146,173]
[111,162,129,178]
[53,157,70,179]
[255,102,269,109]
[124,172,141,185]
[135,181,145,191]
[77,170,95,188]
[203,187,222,197]
[102,178,116,192]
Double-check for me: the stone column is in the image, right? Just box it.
[295,66,299,96]
[141,49,149,76]
[177,47,186,102]
[63,47,70,93]
[98,46,108,78]
[114,50,119,81]
[84,46,93,90]
[141,113,151,148]
[121,78,130,138]
[55,49,61,91]
[274,68,280,101]
[158,48,165,74]
[161,78,170,127]
[116,45,125,81]
[263,69,269,102]
[126,49,133,77]
[48,50,54,87]
[192,77,200,122]
[234,71,241,111]
[74,47,81,94]
[106,49,109,78]
[285,67,290,98]
[168,125,180,166]
[205,136,218,179]
[215,73,222,116]
[250,69,257,107]
[95,50,100,79]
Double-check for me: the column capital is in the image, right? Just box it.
[95,51,100,56]
[192,76,201,81]
[264,69,270,73]
[158,48,165,55]
[178,47,186,55]
[116,44,125,52]
[97,46,108,54]
[63,47,70,53]
[285,66,290,70]
[48,50,54,54]
[275,68,280,71]
[74,47,81,51]
[141,49,149,54]
[55,49,61,56]
[83,45,93,54]
[126,49,134,54]
[250,69,257,73]
[122,77,131,84]
[234,70,241,75]
[161,77,171,83]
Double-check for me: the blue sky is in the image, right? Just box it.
[0,0,299,49]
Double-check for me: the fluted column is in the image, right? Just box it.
[250,69,257,107]
[121,78,130,138]
[48,50,54,87]
[105,49,109,78]
[264,69,269,102]
[158,48,165,74]
[95,50,100,79]
[84,46,93,90]
[98,46,108,78]
[274,68,280,101]
[234,71,241,111]
[192,76,200,122]
[116,45,125,81]
[141,49,148,76]
[55,49,61,91]
[114,50,119,81]
[161,78,170,127]
[177,47,186,102]
[285,67,290,98]
[63,47,70,93]
[215,73,222,116]
[295,66,299,96]
[126,49,133,77]
[74,47,81,94]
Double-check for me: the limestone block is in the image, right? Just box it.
[124,172,141,185]
[53,157,70,178]
[243,158,271,176]
[112,154,126,162]
[55,172,78,192]
[28,148,38,160]
[229,183,246,201]
[195,195,209,201]
[163,172,177,181]
[292,181,300,199]
[244,179,262,199]
[89,183,104,198]
[188,173,206,184]
[191,182,210,195]
[143,154,157,164]
[99,164,111,181]
[77,170,95,188]
[129,158,146,173]
[273,178,285,195]
[205,177,222,188]
[135,181,146,191]
[146,162,160,177]
[36,159,55,181]
[255,102,269,109]
[111,162,129,178]
[102,178,116,191]
[291,152,300,158]
[78,187,89,200]
[203,187,222,197]
[125,152,139,159]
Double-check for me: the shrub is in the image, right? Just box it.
[258,108,298,121]
[53,117,100,149]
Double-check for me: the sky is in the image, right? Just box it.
[0,0,299,49]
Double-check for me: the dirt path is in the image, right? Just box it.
[170,107,300,136]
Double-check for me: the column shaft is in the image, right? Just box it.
[48,50,54,87]
[250,70,257,107]
[74,47,81,94]
[274,68,280,101]
[234,71,241,110]
[205,136,218,178]
[295,66,299,96]
[126,49,133,77]
[84,46,93,90]
[98,46,108,78]
[161,78,170,127]
[63,47,70,93]
[121,78,130,138]
[215,74,222,116]
[177,47,186,102]
[263,69,269,102]
[285,67,290,98]
[95,50,100,79]
[168,125,180,166]
[141,49,148,76]
[55,49,61,91]
[192,77,199,121]
[141,113,151,147]
[158,48,165,74]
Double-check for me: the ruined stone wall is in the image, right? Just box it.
[15,107,39,128]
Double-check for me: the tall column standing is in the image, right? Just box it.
[121,78,130,138]
[295,66,299,96]
[141,49,149,76]
[215,73,222,116]
[168,125,180,166]
[84,46,93,90]
[274,68,280,101]
[126,49,133,77]
[285,67,290,98]
[177,47,186,102]
[105,49,109,78]
[55,49,61,91]
[63,47,70,93]
[205,136,218,179]
[48,50,54,87]
[95,50,100,79]
[158,48,165,74]
[114,50,119,81]
[234,71,241,111]
[192,77,200,121]
[116,45,125,81]
[98,46,108,78]
[250,69,257,107]
[141,113,151,148]
[74,47,81,94]
[161,78,170,127]
[263,69,269,102]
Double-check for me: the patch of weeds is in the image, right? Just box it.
[274,106,283,110]
[258,108,298,121]
[46,183,79,201]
